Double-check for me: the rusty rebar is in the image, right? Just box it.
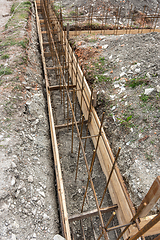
[99,147,121,208]
[75,115,85,182]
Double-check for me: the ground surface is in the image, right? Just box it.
[0,1,59,239]
[72,30,160,212]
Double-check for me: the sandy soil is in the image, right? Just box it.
[0,1,59,239]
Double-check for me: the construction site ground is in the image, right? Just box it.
[0,0,160,239]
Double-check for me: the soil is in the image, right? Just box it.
[72,31,160,213]
[0,1,59,239]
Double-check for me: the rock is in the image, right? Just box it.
[11,161,17,168]
[27,134,33,141]
[15,190,20,198]
[11,176,16,186]
[2,13,10,17]
[156,85,160,92]
[120,72,125,77]
[54,235,66,240]
[43,213,49,220]
[102,44,108,49]
[32,209,37,216]
[33,233,36,238]
[111,106,116,111]
[144,88,154,95]
[38,191,45,198]
[18,181,25,190]
[146,72,151,79]
[28,175,34,183]
[12,233,16,240]
[135,68,140,73]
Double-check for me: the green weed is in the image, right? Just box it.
[126,76,148,88]
[0,66,12,76]
[139,94,149,102]
[1,54,9,60]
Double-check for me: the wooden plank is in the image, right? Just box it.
[137,176,160,218]
[68,205,118,222]
[129,214,160,237]
[68,28,160,36]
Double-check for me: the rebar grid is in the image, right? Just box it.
[52,1,160,35]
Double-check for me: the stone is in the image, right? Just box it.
[102,44,108,49]
[156,85,160,92]
[146,72,151,79]
[135,68,140,73]
[18,180,25,189]
[33,233,36,238]
[32,209,37,216]
[38,191,45,198]
[11,161,17,168]
[11,176,16,186]
[2,13,10,17]
[43,213,49,220]
[120,72,125,77]
[15,190,20,198]
[54,235,66,240]
[28,175,34,183]
[27,134,33,141]
[144,88,154,95]
[12,233,16,240]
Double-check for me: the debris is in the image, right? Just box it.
[54,235,66,240]
[11,176,16,186]
[28,175,34,183]
[139,135,149,142]
[2,13,10,17]
[135,68,140,73]
[11,161,17,168]
[156,85,160,92]
[18,180,25,189]
[144,88,154,95]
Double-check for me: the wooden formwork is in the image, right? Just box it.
[35,0,160,239]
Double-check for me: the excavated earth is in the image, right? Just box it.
[0,1,59,239]
[72,30,160,213]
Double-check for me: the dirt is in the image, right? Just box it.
[72,31,160,213]
[0,1,59,239]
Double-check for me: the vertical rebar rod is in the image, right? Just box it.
[116,6,121,35]
[75,115,85,181]
[150,5,158,32]
[153,9,160,32]
[75,55,78,117]
[90,6,93,34]
[71,88,75,153]
[67,41,70,130]
[80,72,84,121]
[98,212,116,240]
[99,147,121,208]
[104,8,108,34]
[84,88,93,152]
[81,113,105,212]
[80,220,86,240]
[141,6,147,34]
